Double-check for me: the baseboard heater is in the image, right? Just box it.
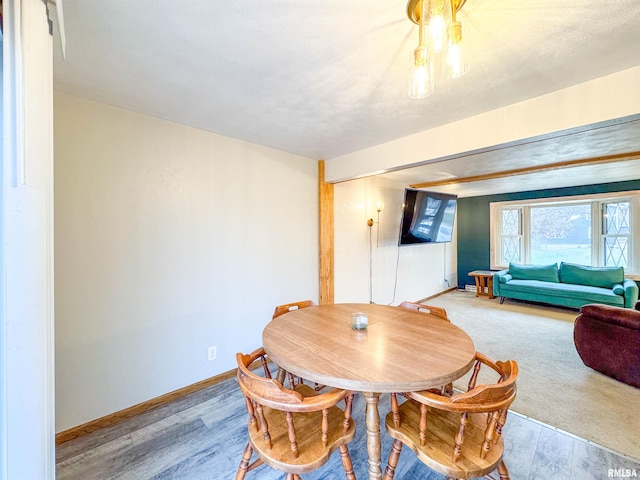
[465,284,489,293]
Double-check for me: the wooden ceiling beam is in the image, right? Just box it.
[409,151,640,189]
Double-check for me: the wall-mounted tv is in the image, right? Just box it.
[399,189,458,245]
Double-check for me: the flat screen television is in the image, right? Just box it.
[399,189,457,245]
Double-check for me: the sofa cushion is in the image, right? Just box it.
[509,263,559,283]
[559,262,624,288]
[612,284,624,295]
[499,273,512,284]
[499,280,624,306]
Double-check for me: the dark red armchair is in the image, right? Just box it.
[574,302,640,388]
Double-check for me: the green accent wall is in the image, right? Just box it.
[457,179,640,289]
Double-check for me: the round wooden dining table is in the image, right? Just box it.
[262,303,476,480]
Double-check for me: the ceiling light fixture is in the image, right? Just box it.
[407,0,469,99]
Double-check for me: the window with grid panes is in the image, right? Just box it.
[490,192,639,275]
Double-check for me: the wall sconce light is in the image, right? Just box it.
[368,201,384,304]
[367,201,384,247]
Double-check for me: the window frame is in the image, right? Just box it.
[490,191,640,277]
[600,200,632,268]
[498,207,523,264]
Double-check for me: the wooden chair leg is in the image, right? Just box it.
[497,460,510,480]
[339,444,356,480]
[236,442,253,480]
[443,382,454,396]
[383,439,403,480]
[495,409,508,442]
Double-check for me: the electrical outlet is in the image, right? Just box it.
[207,345,217,361]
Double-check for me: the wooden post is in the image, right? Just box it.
[318,160,334,305]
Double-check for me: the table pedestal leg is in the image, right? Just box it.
[363,392,382,480]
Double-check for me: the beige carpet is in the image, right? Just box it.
[425,290,640,460]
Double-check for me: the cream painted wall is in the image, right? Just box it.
[54,92,318,431]
[334,176,457,305]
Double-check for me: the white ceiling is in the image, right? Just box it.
[52,0,640,196]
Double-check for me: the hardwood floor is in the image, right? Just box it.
[56,376,640,479]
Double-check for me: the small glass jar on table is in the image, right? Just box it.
[351,312,368,330]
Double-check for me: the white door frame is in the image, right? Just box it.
[1,0,56,478]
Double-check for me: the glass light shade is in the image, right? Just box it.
[409,47,435,99]
[443,22,469,79]
[425,0,450,53]
[429,14,446,52]
[443,42,469,79]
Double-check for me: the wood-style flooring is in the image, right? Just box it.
[56,376,640,480]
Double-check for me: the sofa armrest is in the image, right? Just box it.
[579,303,640,329]
[492,270,509,297]
[622,279,639,308]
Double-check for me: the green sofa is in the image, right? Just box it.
[492,262,639,309]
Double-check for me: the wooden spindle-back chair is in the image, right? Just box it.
[272,300,322,389]
[236,347,357,480]
[398,301,453,396]
[272,300,317,319]
[383,353,518,480]
[398,301,450,322]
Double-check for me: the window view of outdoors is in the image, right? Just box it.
[495,196,635,271]
[530,204,591,265]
